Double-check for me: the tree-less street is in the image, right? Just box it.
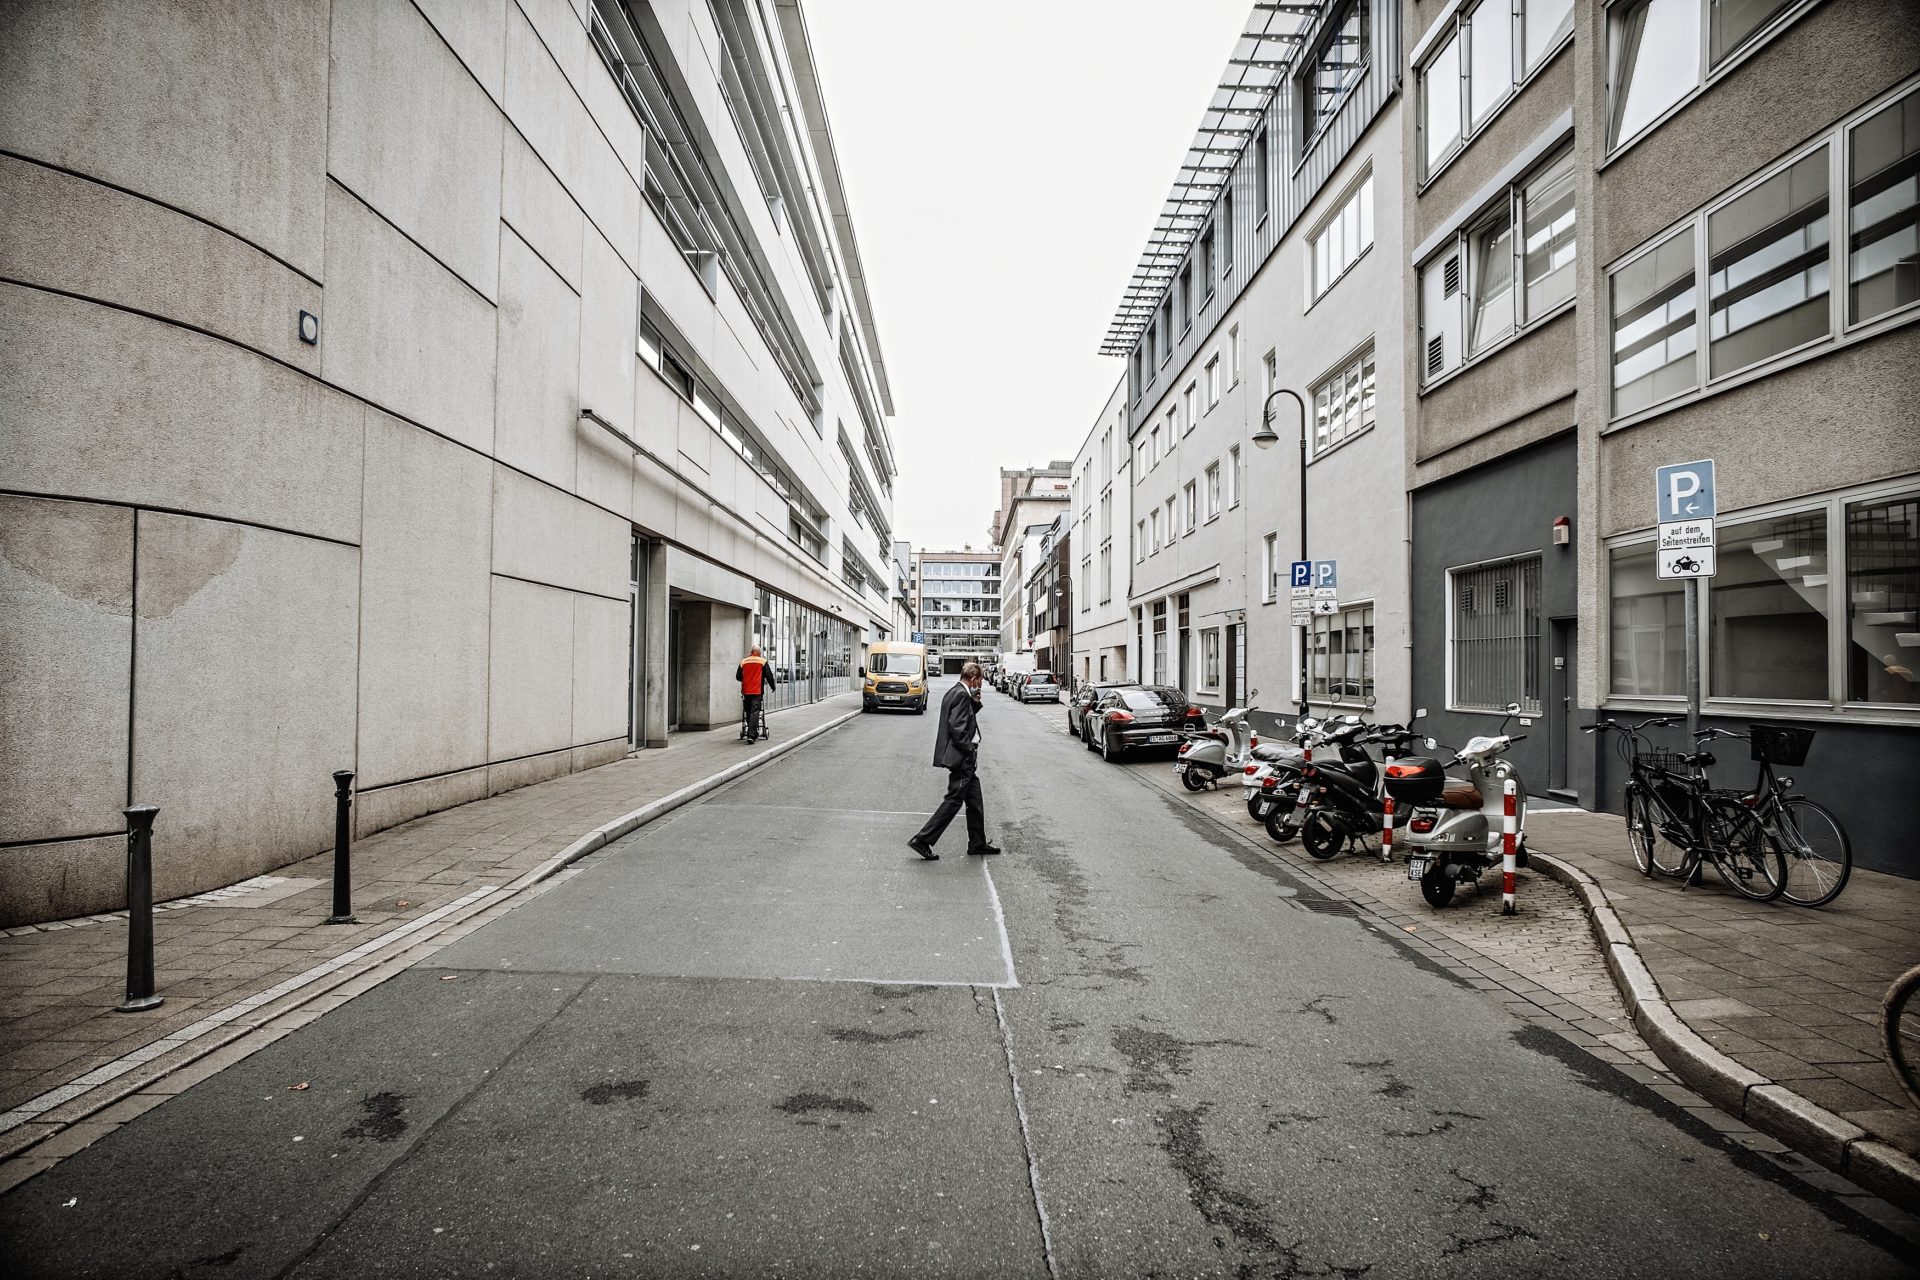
[5,679,1910,1278]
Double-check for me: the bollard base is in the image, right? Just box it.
[1501,901,1517,916]
[325,913,360,925]
[116,995,164,1013]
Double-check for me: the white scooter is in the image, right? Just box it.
[1382,705,1531,909]
[1175,704,1257,791]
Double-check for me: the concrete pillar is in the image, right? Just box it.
[641,541,670,748]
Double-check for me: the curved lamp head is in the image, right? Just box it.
[1252,417,1281,450]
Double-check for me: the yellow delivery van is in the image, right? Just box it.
[860,641,928,713]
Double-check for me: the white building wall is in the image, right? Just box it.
[1070,380,1133,685]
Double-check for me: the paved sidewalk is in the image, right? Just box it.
[1531,808,1920,1154]
[0,694,860,1155]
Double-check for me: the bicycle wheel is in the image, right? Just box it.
[1771,798,1852,908]
[1883,964,1920,1110]
[1703,799,1787,903]
[1627,785,1689,877]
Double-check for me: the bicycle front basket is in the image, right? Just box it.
[1633,748,1691,776]
[1749,723,1814,767]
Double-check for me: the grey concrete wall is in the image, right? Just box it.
[0,0,895,923]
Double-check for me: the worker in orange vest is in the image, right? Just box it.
[736,645,776,741]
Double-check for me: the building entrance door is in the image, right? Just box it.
[1549,617,1578,798]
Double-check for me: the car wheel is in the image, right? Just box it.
[1101,732,1121,764]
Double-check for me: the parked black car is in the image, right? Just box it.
[1083,686,1206,762]
[1067,680,1140,738]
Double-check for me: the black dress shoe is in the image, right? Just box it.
[909,838,938,860]
[967,844,1003,856]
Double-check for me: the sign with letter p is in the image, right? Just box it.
[1655,460,1716,523]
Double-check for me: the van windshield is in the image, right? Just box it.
[870,653,923,676]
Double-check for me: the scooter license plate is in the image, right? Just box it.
[1173,762,1188,773]
[1406,857,1430,881]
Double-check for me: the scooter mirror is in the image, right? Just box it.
[1505,702,1521,715]
[1412,708,1427,720]
[1249,688,1259,698]
[1365,695,1377,710]
[1425,736,1439,750]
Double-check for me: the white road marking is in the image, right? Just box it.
[983,864,1020,989]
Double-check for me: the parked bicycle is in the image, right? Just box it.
[1883,963,1920,1110]
[1698,724,1851,908]
[1585,718,1787,903]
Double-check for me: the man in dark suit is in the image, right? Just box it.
[908,662,1001,860]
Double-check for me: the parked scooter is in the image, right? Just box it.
[1286,719,1422,859]
[1384,704,1531,907]
[1174,704,1258,791]
[1247,716,1329,835]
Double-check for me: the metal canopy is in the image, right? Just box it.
[1099,1,1324,357]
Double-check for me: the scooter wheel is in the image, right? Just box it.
[1181,767,1213,792]
[1264,812,1299,844]
[1302,811,1343,860]
[1420,868,1456,908]
[1246,795,1264,819]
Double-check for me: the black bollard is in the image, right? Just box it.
[117,805,163,1012]
[326,770,358,924]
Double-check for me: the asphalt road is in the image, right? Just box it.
[4,678,1914,1278]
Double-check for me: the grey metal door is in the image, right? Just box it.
[1549,618,1576,796]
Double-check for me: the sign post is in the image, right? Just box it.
[1290,560,1335,712]
[1655,461,1717,740]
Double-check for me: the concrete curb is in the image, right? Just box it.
[0,707,861,1180]
[1532,850,1918,1214]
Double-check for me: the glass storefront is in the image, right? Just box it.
[752,587,861,711]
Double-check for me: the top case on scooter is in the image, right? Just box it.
[1382,758,1446,804]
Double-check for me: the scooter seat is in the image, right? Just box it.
[1438,782,1484,810]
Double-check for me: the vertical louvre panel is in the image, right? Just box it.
[1451,557,1542,712]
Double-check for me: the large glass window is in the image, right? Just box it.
[1610,226,1698,416]
[1310,604,1375,704]
[1608,544,1687,697]
[1468,213,1516,354]
[1422,34,1462,175]
[1302,0,1371,149]
[1710,0,1795,67]
[1848,92,1920,326]
[1310,173,1375,301]
[1202,629,1223,692]
[1707,146,1830,378]
[1710,510,1830,701]
[1311,347,1376,456]
[1466,0,1512,129]
[1521,147,1576,318]
[1847,494,1920,705]
[1522,0,1574,73]
[1608,0,1702,149]
[1451,557,1542,713]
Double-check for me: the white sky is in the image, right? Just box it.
[804,0,1253,552]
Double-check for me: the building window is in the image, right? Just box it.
[1222,192,1235,270]
[1522,0,1574,75]
[1150,510,1162,552]
[1608,543,1686,697]
[1183,384,1198,433]
[1152,602,1169,684]
[1205,462,1222,519]
[1150,425,1161,464]
[1418,0,1571,180]
[1450,556,1542,713]
[1263,533,1280,602]
[1309,171,1375,301]
[1099,545,1113,606]
[1228,446,1241,508]
[1081,557,1092,613]
[1301,0,1371,153]
[1179,263,1194,331]
[1849,92,1920,326]
[1847,492,1920,705]
[1201,628,1223,693]
[1420,145,1575,386]
[1608,88,1918,422]
[1422,28,1463,176]
[1710,508,1830,701]
[1205,357,1221,409]
[1159,299,1173,364]
[1262,349,1278,400]
[1254,127,1270,222]
[1137,520,1147,562]
[1608,0,1808,151]
[1309,604,1375,704]
[1228,324,1241,385]
[1183,481,1198,534]
[1310,346,1376,456]
[1200,224,1216,297]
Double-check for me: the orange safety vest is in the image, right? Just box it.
[739,655,768,696]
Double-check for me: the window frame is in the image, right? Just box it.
[1415,0,1573,188]
[1445,553,1544,715]
[1307,601,1377,707]
[1604,474,1920,722]
[1205,462,1222,521]
[1262,532,1280,603]
[1183,480,1198,535]
[1604,81,1920,430]
[1307,168,1376,305]
[1298,0,1374,160]
[1205,356,1221,410]
[1605,0,1818,160]
[1308,342,1378,461]
[1418,142,1578,392]
[1227,445,1242,508]
[1200,627,1224,694]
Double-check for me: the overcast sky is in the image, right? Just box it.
[804,0,1252,552]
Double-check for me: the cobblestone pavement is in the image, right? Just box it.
[0,694,860,1145]
[1531,808,1920,1154]
[1011,690,1917,1229]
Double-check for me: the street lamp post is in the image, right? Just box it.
[1253,388,1310,716]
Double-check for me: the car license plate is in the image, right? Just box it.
[883,696,900,702]
[1406,857,1430,881]
[1150,733,1177,744]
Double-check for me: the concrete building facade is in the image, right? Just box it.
[0,0,899,924]
[914,549,1001,673]
[993,463,1072,661]
[1069,381,1133,685]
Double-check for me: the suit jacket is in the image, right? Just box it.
[932,682,981,769]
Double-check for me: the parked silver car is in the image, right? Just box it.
[1019,675,1060,703]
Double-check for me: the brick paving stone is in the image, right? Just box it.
[0,694,858,1127]
[1532,809,1919,1157]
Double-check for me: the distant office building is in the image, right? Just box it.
[993,463,1073,658]
[0,0,900,923]
[915,549,1002,673]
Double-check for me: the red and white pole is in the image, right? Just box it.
[1380,795,1395,862]
[1500,777,1518,916]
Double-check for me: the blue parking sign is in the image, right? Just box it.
[1655,460,1716,523]
[1290,561,1312,589]
[1314,559,1338,589]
